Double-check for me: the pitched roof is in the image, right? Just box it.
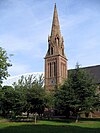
[68,65,100,84]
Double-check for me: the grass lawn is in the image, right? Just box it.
[0,119,100,133]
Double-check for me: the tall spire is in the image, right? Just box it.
[44,4,67,91]
[51,3,61,38]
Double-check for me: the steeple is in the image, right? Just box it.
[47,4,66,56]
[51,3,61,38]
[44,4,67,91]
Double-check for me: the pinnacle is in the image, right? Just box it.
[54,3,56,9]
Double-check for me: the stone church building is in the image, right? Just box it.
[44,4,100,91]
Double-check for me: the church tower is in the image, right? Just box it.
[44,4,67,90]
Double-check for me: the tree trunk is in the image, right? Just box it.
[27,111,29,118]
[75,114,79,123]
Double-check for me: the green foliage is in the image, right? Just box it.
[54,64,98,117]
[0,85,25,117]
[0,47,11,86]
[0,74,54,118]
[13,74,46,116]
[0,86,15,116]
[44,91,54,109]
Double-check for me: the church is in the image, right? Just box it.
[44,4,100,91]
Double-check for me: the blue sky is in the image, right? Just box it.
[0,0,100,77]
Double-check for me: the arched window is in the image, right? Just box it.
[48,44,50,55]
[55,37,59,46]
[62,49,64,55]
[51,47,53,55]
[54,62,56,76]
[50,62,52,77]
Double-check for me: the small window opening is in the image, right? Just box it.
[51,47,53,55]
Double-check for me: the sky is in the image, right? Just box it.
[0,0,100,78]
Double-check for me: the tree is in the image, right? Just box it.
[70,64,97,117]
[54,79,76,118]
[0,47,11,86]
[54,64,97,121]
[13,74,46,117]
[0,86,15,117]
[0,85,26,118]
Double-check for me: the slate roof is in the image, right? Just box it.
[68,65,100,84]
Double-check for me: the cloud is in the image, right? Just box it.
[0,0,51,59]
[3,71,44,86]
[0,35,32,52]
[59,1,100,69]
[8,63,32,76]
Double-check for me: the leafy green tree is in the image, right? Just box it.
[0,85,26,118]
[54,64,97,121]
[54,79,76,117]
[0,86,15,117]
[13,74,46,117]
[70,64,97,117]
[27,83,45,115]
[44,92,54,109]
[0,47,11,86]
[0,87,4,115]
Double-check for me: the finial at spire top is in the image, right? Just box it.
[54,3,56,8]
